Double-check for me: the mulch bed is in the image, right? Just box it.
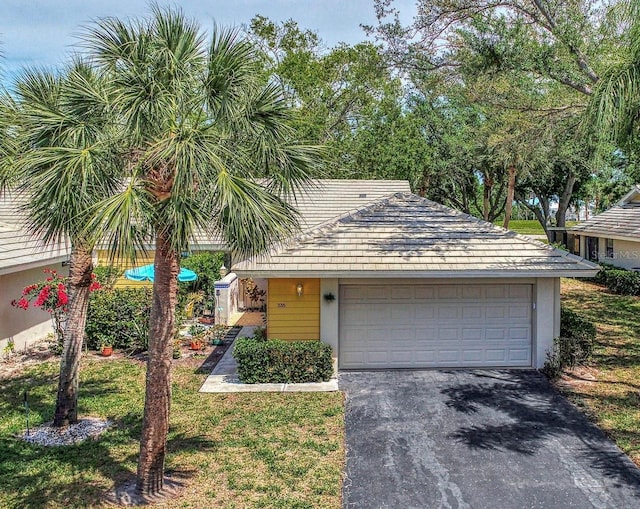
[172,325,241,373]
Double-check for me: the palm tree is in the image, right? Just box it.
[10,64,116,426]
[588,1,640,149]
[81,6,320,496]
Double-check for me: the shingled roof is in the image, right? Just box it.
[284,179,410,229]
[569,185,640,240]
[233,193,599,278]
[0,192,70,275]
[189,179,411,249]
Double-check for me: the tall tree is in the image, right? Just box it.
[368,0,624,226]
[81,7,320,496]
[9,64,116,426]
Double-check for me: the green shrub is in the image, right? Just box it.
[543,306,597,378]
[234,338,333,384]
[591,263,640,296]
[181,251,225,294]
[92,265,122,290]
[86,287,153,353]
[252,326,267,342]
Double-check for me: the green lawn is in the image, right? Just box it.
[0,359,344,508]
[560,278,640,467]
[493,220,579,235]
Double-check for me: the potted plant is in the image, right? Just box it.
[198,295,216,324]
[189,337,204,350]
[172,339,182,359]
[187,324,206,350]
[99,340,113,357]
[207,324,227,346]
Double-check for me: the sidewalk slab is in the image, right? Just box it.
[284,381,339,392]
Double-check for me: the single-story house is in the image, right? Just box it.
[568,185,640,270]
[0,193,70,351]
[234,192,598,370]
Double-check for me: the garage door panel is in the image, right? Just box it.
[462,286,483,299]
[509,304,531,319]
[485,286,509,299]
[415,286,437,299]
[340,283,532,369]
[390,306,414,321]
[416,308,436,320]
[438,350,460,363]
[509,327,531,341]
[438,327,460,341]
[437,286,460,299]
[486,349,507,362]
[461,350,484,362]
[414,327,437,340]
[486,306,508,319]
[438,306,460,320]
[462,328,484,341]
[510,285,532,299]
[462,306,483,320]
[391,286,414,300]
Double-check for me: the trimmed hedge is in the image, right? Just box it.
[234,337,333,384]
[592,263,640,296]
[543,306,597,378]
[86,287,152,353]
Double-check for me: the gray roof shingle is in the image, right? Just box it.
[569,185,640,240]
[234,193,599,278]
[0,192,70,275]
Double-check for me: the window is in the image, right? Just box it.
[587,237,599,262]
[606,238,614,258]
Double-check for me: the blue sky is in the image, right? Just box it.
[0,1,416,83]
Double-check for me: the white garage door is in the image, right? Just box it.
[339,283,532,369]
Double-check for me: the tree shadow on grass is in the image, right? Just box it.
[0,412,221,509]
[0,362,221,509]
[441,371,640,493]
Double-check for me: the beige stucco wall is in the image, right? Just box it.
[320,278,339,373]
[533,277,561,369]
[601,239,640,270]
[0,262,66,351]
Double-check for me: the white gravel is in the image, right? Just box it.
[20,417,112,446]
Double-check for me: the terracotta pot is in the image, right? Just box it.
[101,346,113,357]
[190,340,203,350]
[198,316,215,325]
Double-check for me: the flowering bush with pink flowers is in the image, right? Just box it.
[11,269,102,353]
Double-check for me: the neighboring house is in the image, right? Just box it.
[568,185,640,270]
[234,193,598,370]
[0,193,70,351]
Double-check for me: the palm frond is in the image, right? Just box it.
[211,172,301,258]
[83,178,153,264]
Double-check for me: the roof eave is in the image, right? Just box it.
[0,253,70,276]
[568,229,639,243]
[233,269,600,279]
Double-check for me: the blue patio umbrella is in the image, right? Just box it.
[124,264,198,282]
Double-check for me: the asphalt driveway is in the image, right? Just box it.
[340,370,640,509]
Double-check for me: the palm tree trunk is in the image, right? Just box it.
[503,166,517,229]
[136,233,179,496]
[53,245,93,427]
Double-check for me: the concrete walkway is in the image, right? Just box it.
[199,326,339,393]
